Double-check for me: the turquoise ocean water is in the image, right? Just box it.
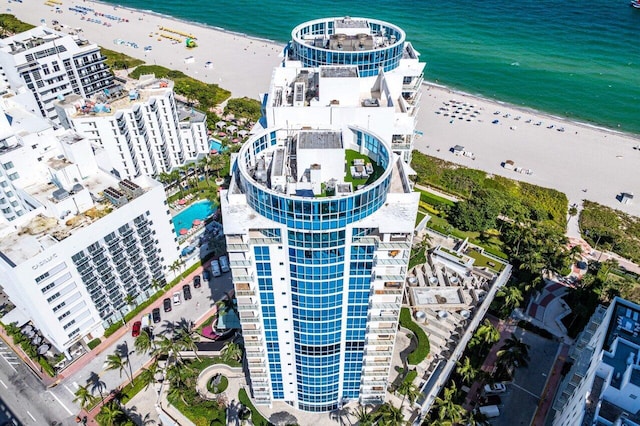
[103,0,640,134]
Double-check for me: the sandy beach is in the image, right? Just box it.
[8,0,640,218]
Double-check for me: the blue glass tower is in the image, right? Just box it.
[221,126,418,412]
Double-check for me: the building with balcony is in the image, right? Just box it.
[551,297,640,426]
[221,125,419,412]
[0,26,115,123]
[54,75,208,180]
[264,17,425,162]
[0,95,179,354]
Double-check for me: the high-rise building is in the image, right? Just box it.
[222,129,418,411]
[0,26,114,123]
[262,16,425,163]
[0,95,178,355]
[55,76,209,180]
[551,297,640,426]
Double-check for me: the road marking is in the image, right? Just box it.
[0,379,7,389]
[63,384,76,397]
[47,391,73,416]
[0,354,17,373]
[511,381,540,400]
[26,411,36,422]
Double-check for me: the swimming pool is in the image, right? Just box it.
[209,139,227,152]
[172,200,217,236]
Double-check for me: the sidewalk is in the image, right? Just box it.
[54,258,216,385]
[463,316,516,411]
[530,343,570,426]
[0,326,56,386]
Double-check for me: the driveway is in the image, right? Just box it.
[490,329,559,426]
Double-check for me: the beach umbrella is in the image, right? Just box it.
[178,199,187,205]
[31,336,42,345]
[23,329,35,338]
[180,228,188,235]
[193,219,201,226]
[210,149,218,155]
[37,344,50,355]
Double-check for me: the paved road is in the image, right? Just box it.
[49,269,234,417]
[0,339,72,425]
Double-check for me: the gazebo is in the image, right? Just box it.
[237,129,249,138]
[226,124,238,134]
[215,121,226,130]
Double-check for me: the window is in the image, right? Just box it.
[8,172,19,181]
[2,162,13,170]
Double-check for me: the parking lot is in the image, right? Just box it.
[489,328,559,426]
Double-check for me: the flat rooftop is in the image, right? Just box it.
[56,76,176,118]
[0,173,153,265]
[298,131,342,150]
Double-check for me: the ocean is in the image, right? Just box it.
[101,0,640,134]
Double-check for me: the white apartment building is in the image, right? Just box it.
[54,75,208,180]
[552,297,640,426]
[0,26,114,123]
[263,17,425,163]
[0,96,179,354]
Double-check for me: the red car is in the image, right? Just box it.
[131,321,142,337]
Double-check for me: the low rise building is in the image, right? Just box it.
[552,297,640,426]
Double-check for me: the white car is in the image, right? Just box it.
[484,383,507,394]
[172,292,181,306]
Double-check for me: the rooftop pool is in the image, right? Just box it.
[173,200,217,236]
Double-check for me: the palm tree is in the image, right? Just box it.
[352,405,374,426]
[168,262,180,279]
[465,409,490,426]
[137,361,158,391]
[104,352,132,385]
[209,153,227,180]
[96,401,124,426]
[470,319,500,351]
[456,356,477,385]
[150,279,163,293]
[432,383,465,425]
[175,328,201,360]
[496,336,530,369]
[134,328,154,356]
[397,380,421,408]
[153,334,178,360]
[221,341,242,363]
[73,384,97,411]
[496,285,524,315]
[198,155,212,186]
[378,403,405,426]
[124,294,137,308]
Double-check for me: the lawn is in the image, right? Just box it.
[343,149,384,187]
[427,215,508,260]
[465,248,506,273]
[238,388,270,426]
[399,308,430,365]
[120,373,149,405]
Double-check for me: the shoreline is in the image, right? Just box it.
[7,0,640,218]
[422,81,640,141]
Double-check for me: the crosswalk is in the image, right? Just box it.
[0,341,20,373]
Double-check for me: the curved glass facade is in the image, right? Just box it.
[238,128,392,231]
[290,17,405,77]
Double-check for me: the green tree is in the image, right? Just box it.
[96,401,124,426]
[456,356,477,385]
[352,404,374,426]
[431,383,465,424]
[470,319,500,352]
[209,154,227,179]
[73,384,97,411]
[378,403,405,426]
[496,336,530,371]
[137,362,158,391]
[221,341,242,363]
[397,380,421,408]
[496,285,524,315]
[175,328,201,361]
[105,352,132,385]
[134,328,154,356]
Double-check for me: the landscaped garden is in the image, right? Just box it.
[399,307,430,365]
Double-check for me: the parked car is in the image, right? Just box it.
[163,298,172,312]
[219,255,230,273]
[484,383,507,395]
[211,260,221,277]
[141,313,152,329]
[183,284,192,300]
[478,405,500,418]
[193,275,202,288]
[173,292,181,306]
[152,308,161,323]
[131,321,142,337]
[481,395,502,406]
[203,270,211,281]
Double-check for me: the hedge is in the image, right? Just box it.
[238,388,270,426]
[399,308,430,365]
[87,338,102,350]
